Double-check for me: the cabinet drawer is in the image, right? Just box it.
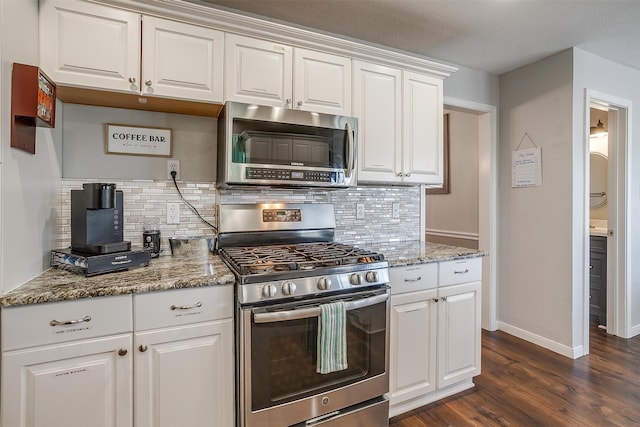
[2,295,132,351]
[389,263,438,294]
[439,257,482,287]
[134,286,233,331]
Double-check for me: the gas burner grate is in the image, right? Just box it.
[219,242,385,276]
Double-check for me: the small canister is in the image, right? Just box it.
[143,224,161,258]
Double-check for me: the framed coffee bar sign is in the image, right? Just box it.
[105,123,172,157]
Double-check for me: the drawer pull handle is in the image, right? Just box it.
[170,302,202,311]
[49,315,91,327]
[454,269,469,274]
[404,276,422,282]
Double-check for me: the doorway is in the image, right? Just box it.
[439,97,497,331]
[584,90,631,353]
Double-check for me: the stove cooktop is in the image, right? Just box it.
[219,242,385,276]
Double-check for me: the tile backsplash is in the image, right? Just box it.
[57,179,421,253]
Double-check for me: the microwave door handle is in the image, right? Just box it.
[345,122,355,178]
[253,292,388,324]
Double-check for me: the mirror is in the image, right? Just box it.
[590,152,608,209]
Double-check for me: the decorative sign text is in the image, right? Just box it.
[105,124,172,157]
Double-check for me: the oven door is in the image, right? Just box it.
[239,287,389,427]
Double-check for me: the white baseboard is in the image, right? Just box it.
[388,380,474,418]
[497,321,583,359]
[629,323,640,338]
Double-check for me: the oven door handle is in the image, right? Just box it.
[253,293,388,324]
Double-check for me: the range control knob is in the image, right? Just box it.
[262,284,277,298]
[317,277,332,290]
[349,273,363,286]
[281,281,297,296]
[365,271,379,283]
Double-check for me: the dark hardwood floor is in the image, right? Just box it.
[389,325,640,426]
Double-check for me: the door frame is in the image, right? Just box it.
[583,89,631,351]
[443,96,497,331]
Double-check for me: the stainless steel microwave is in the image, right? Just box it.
[217,101,357,188]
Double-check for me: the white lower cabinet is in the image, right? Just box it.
[1,296,134,427]
[1,286,234,427]
[388,258,482,417]
[133,286,234,427]
[389,289,438,403]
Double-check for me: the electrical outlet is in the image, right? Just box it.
[356,203,365,220]
[392,202,400,219]
[167,159,180,179]
[167,203,180,224]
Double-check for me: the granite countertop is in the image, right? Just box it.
[369,241,486,268]
[0,254,235,308]
[1,241,484,308]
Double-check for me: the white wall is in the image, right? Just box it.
[1,0,63,293]
[572,48,640,336]
[498,50,576,353]
[444,65,499,107]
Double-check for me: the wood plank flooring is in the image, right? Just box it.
[389,325,640,426]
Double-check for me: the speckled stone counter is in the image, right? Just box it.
[369,241,486,267]
[0,254,235,307]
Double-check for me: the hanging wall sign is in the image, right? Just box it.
[105,123,172,157]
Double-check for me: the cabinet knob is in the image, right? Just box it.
[139,344,148,353]
[145,80,152,86]
[441,296,448,302]
[433,298,439,303]
[118,349,128,357]
[405,173,411,177]
[128,77,136,84]
[297,100,303,108]
[285,99,291,107]
[396,173,403,177]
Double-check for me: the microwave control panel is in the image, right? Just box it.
[246,167,343,184]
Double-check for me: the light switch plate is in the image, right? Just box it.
[392,202,400,219]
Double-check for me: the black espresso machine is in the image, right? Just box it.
[51,183,150,276]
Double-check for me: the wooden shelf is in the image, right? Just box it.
[56,86,223,118]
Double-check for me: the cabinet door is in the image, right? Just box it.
[388,289,437,405]
[402,71,444,185]
[353,61,402,183]
[135,319,234,427]
[39,0,140,93]
[142,16,224,102]
[437,282,481,388]
[293,48,351,115]
[2,334,133,427]
[225,33,292,107]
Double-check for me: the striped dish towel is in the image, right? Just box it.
[316,300,348,374]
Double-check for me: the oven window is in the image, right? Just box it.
[250,301,386,411]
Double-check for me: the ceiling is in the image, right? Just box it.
[194,0,640,75]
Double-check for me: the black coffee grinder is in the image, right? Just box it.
[71,183,131,254]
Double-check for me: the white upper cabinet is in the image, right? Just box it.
[353,61,403,183]
[402,71,444,185]
[40,0,224,103]
[293,48,351,115]
[40,0,141,93]
[354,61,444,185]
[225,34,351,114]
[141,16,224,102]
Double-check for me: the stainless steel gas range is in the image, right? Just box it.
[217,203,390,427]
